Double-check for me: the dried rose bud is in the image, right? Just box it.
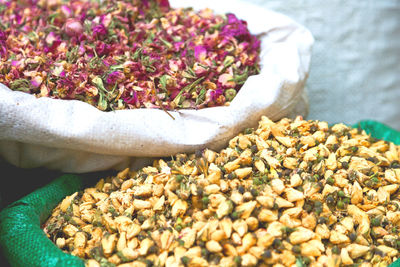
[64,18,83,37]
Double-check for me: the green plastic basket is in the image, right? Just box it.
[1,120,400,267]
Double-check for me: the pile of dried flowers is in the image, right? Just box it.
[43,116,400,266]
[0,0,260,111]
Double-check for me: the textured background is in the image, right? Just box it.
[247,0,400,129]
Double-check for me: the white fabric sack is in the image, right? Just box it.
[0,0,313,173]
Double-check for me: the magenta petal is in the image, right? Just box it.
[60,5,73,18]
[142,0,150,8]
[221,13,251,42]
[194,45,207,61]
[31,80,40,88]
[92,24,107,38]
[106,71,125,84]
[0,30,7,41]
[124,91,138,105]
[95,42,111,56]
[158,0,170,11]
[226,13,239,24]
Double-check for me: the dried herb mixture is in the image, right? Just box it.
[0,0,260,111]
[44,116,400,266]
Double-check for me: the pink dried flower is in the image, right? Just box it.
[0,30,6,41]
[45,32,58,46]
[158,0,170,11]
[221,13,251,42]
[95,42,111,56]
[92,24,107,38]
[106,71,125,85]
[0,30,7,57]
[123,91,138,105]
[31,76,43,88]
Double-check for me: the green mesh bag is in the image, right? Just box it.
[0,174,86,267]
[1,120,400,266]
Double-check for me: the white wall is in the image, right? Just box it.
[247,0,400,129]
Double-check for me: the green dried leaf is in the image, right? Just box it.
[172,76,205,107]
[10,78,31,92]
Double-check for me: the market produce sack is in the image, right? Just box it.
[0,0,313,173]
[1,119,400,267]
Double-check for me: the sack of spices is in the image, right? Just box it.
[0,0,313,173]
[1,118,400,266]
